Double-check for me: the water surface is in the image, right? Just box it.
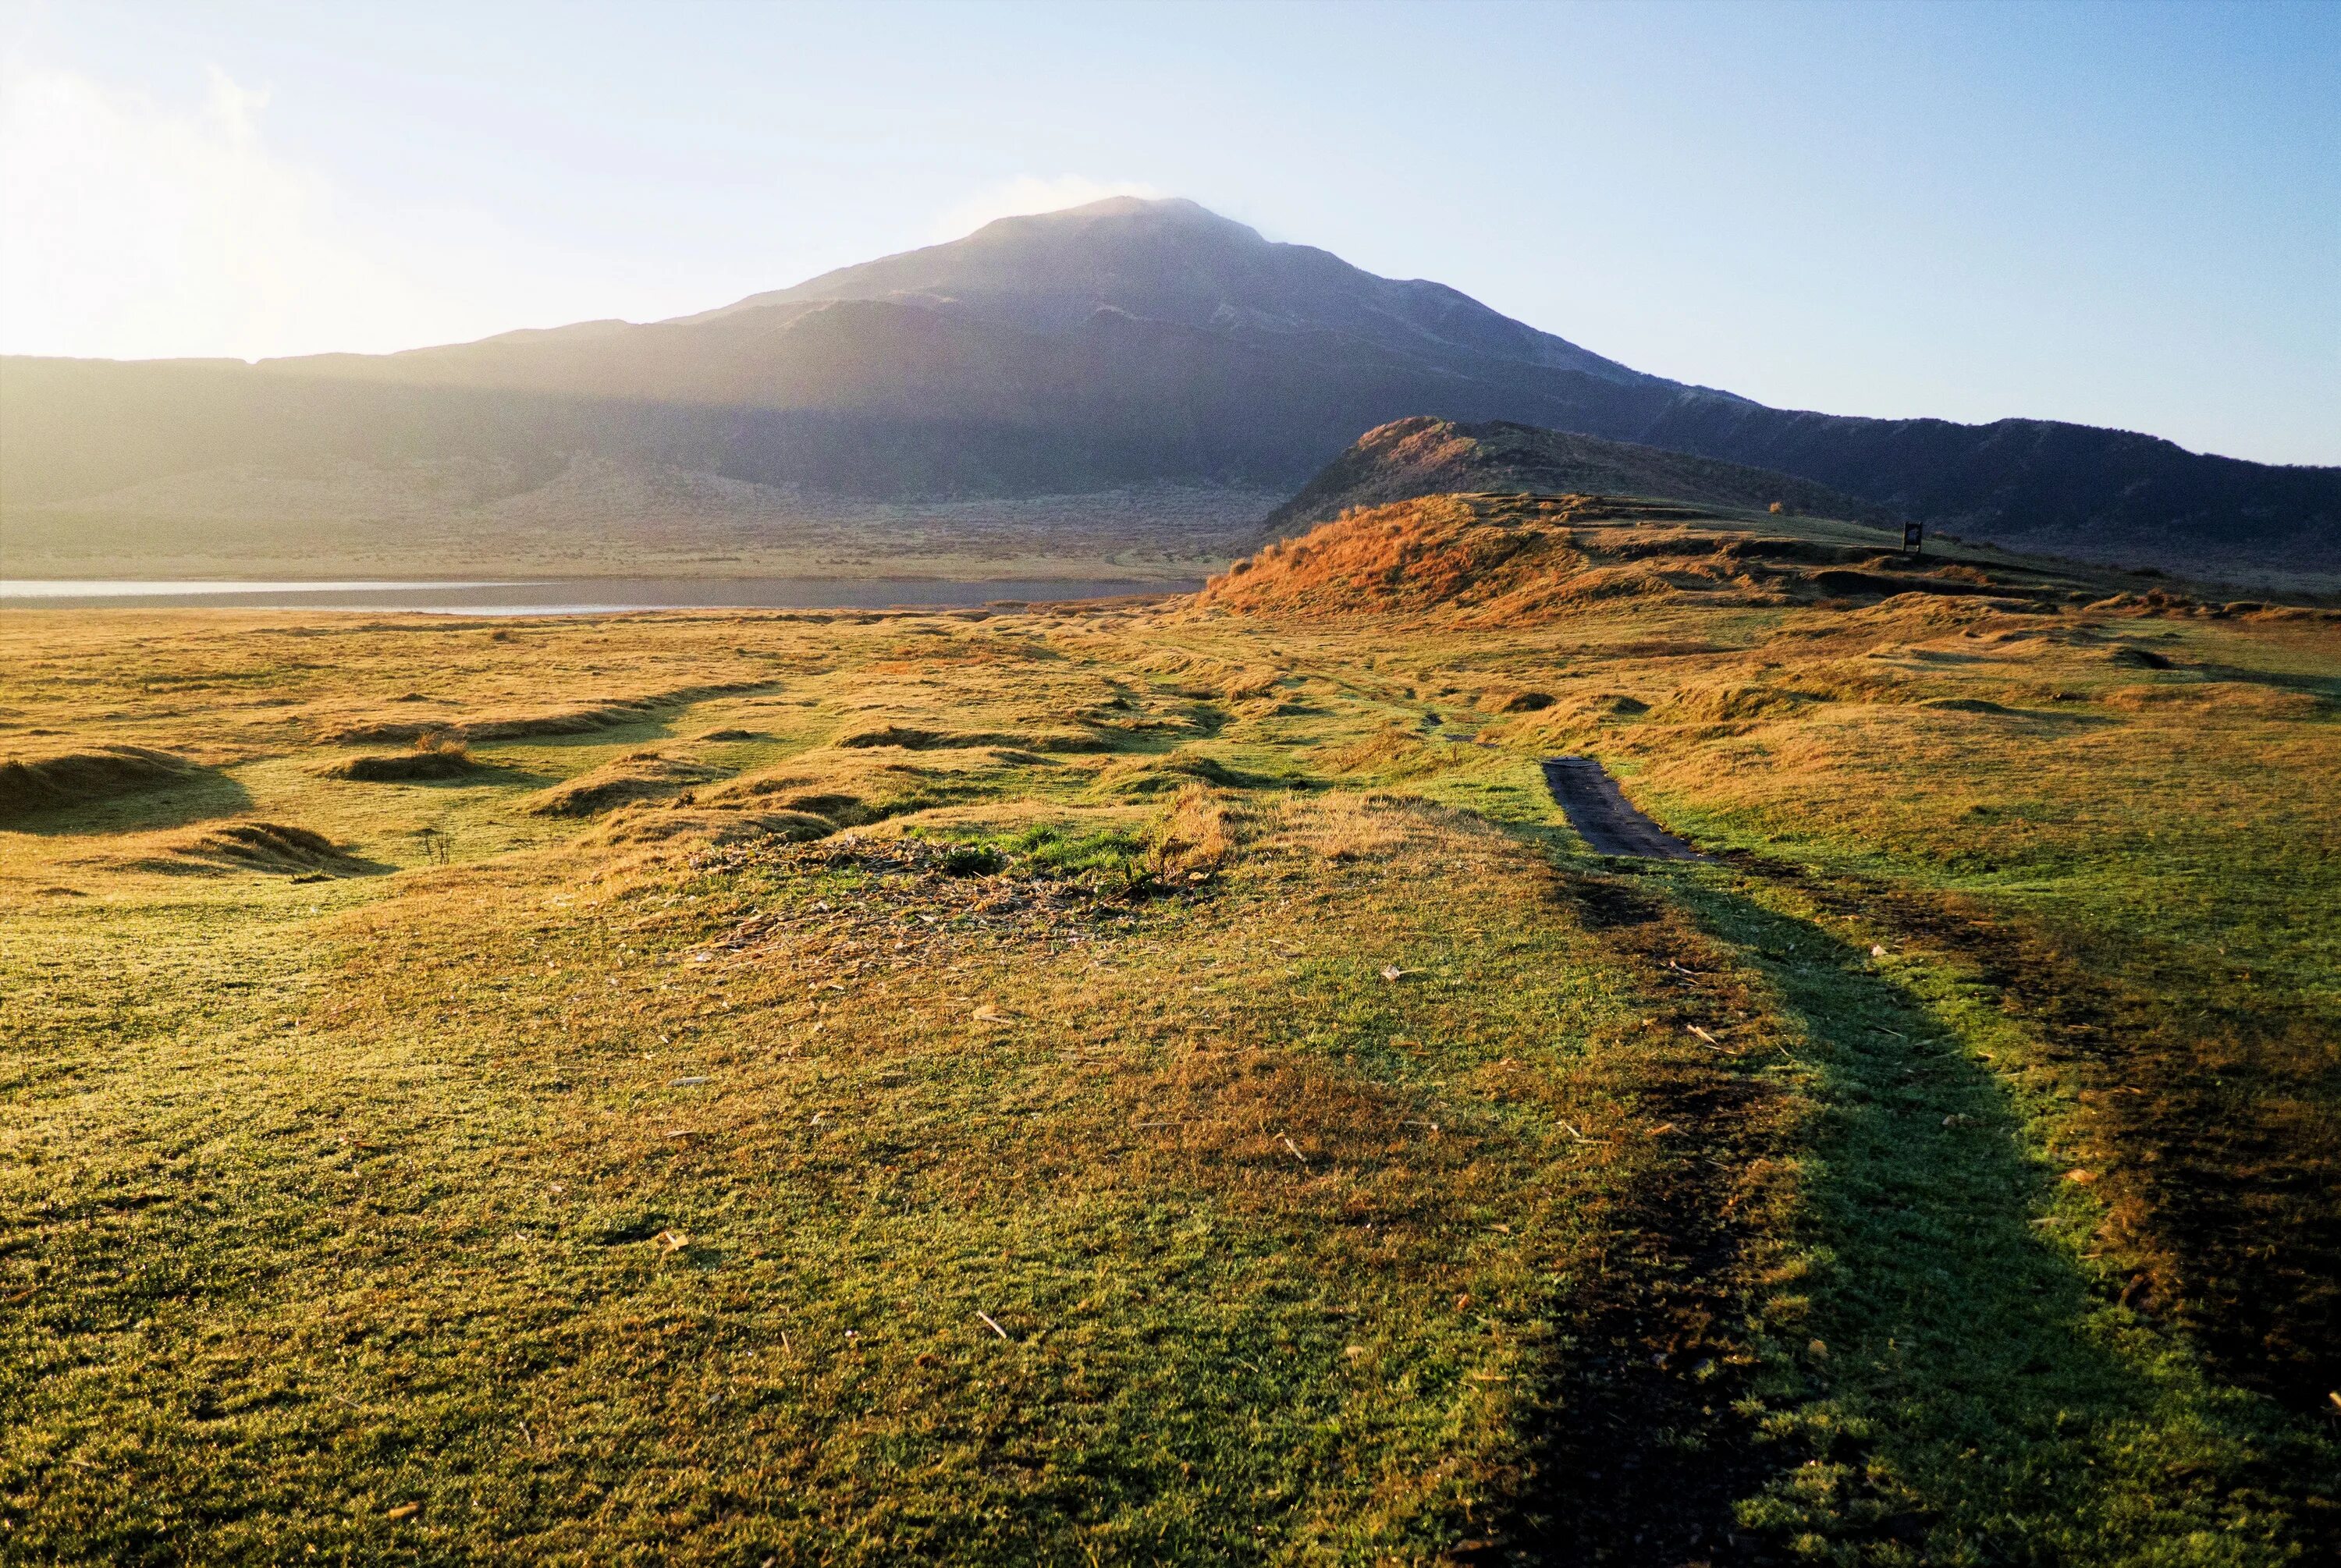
[0,577,1197,614]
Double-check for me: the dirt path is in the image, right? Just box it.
[1540,757,1707,860]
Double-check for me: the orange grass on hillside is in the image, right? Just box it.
[1200,491,2230,627]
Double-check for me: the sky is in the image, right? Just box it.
[2,0,2335,465]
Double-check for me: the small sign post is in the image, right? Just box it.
[1902,520,1925,557]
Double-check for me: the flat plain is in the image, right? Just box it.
[4,498,2337,1564]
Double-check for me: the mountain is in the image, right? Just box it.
[1260,416,1883,537]
[4,197,2335,574]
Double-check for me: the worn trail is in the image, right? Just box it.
[1540,756,1707,860]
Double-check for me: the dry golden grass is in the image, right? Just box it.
[1298,792,1412,864]
[1200,491,2194,629]
[3,531,2337,1562]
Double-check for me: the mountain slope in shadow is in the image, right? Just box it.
[4,197,2333,573]
[1259,416,1886,538]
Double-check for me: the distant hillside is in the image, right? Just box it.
[1201,491,2169,626]
[5,197,2335,575]
[1260,417,1882,537]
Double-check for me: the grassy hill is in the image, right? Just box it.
[3,512,2336,1561]
[1258,417,1888,541]
[1217,488,2120,624]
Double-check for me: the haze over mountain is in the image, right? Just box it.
[4,197,2334,576]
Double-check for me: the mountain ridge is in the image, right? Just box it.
[4,197,2333,574]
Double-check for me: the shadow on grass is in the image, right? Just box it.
[1661,874,2335,1563]
[1,769,254,839]
[2186,661,2341,702]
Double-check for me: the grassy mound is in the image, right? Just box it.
[836,724,1112,754]
[708,745,1044,826]
[319,681,770,745]
[1092,749,1272,796]
[525,750,725,817]
[133,821,375,877]
[314,736,481,782]
[579,806,838,849]
[0,745,198,822]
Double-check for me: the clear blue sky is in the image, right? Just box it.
[3,0,2334,463]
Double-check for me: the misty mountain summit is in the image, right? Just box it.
[682,197,1660,387]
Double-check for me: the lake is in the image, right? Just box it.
[0,577,1199,614]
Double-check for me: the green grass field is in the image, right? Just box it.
[4,513,2337,1563]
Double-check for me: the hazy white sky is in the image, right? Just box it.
[2,0,2334,463]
